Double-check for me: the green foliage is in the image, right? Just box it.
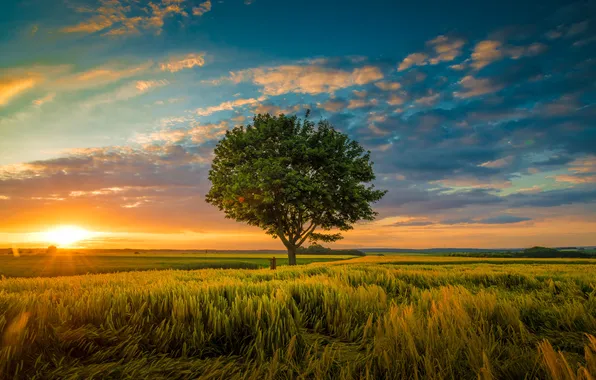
[1,258,596,379]
[205,113,386,264]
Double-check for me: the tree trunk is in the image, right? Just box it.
[287,245,297,266]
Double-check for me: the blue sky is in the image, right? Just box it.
[0,0,595,248]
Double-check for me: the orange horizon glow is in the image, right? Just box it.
[27,225,98,247]
[0,216,593,250]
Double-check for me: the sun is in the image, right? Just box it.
[42,226,93,247]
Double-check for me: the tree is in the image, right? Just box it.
[206,113,386,265]
[47,245,57,255]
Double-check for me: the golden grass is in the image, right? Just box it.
[1,258,595,379]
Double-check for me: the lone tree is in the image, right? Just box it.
[206,113,386,265]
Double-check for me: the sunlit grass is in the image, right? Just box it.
[1,258,595,378]
[0,253,354,277]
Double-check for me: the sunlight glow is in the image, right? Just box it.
[41,226,94,247]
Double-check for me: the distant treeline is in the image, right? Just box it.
[449,246,596,258]
[363,247,596,253]
[297,244,366,256]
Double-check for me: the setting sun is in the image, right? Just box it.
[41,226,93,247]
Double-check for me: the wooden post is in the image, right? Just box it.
[270,257,277,270]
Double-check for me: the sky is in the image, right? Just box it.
[0,0,595,249]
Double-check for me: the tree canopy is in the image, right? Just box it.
[205,113,386,265]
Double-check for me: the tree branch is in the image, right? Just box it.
[296,222,317,247]
[277,215,292,248]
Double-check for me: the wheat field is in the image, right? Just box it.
[1,257,596,379]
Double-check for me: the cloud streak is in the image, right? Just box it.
[160,53,206,72]
[61,0,197,36]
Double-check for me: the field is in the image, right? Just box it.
[1,256,596,379]
[0,252,355,278]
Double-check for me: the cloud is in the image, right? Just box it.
[414,92,439,106]
[454,75,504,98]
[442,215,531,225]
[195,97,265,116]
[62,0,132,34]
[61,0,192,36]
[55,61,154,90]
[253,103,303,115]
[471,40,547,69]
[479,156,514,169]
[397,53,428,71]
[387,94,406,106]
[374,81,401,91]
[251,65,383,95]
[397,35,465,71]
[533,95,580,117]
[32,93,56,106]
[392,218,435,227]
[135,80,169,91]
[368,124,390,136]
[546,21,589,39]
[573,36,596,47]
[508,187,596,208]
[160,53,205,72]
[192,0,211,16]
[552,174,596,184]
[347,98,378,109]
[136,118,232,146]
[392,214,532,226]
[317,99,348,112]
[450,63,467,70]
[427,35,466,64]
[0,62,153,106]
[0,77,38,106]
[477,215,532,224]
[213,63,384,96]
[550,157,596,183]
[81,79,169,109]
[470,40,503,69]
[433,178,512,190]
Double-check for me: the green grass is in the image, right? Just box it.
[1,256,596,379]
[0,253,353,278]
